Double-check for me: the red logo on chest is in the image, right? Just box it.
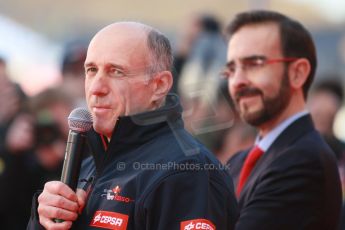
[180,219,216,230]
[90,210,128,230]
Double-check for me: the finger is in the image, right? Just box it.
[39,215,72,230]
[76,189,87,214]
[38,203,78,221]
[44,181,78,202]
[38,191,79,212]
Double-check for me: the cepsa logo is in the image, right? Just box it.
[181,219,216,230]
[90,210,128,230]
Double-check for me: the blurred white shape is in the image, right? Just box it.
[334,107,345,142]
[0,14,62,95]
[288,0,345,23]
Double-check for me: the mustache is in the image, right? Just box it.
[234,87,262,100]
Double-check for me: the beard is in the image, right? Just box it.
[234,70,291,126]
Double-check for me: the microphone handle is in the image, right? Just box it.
[60,130,86,190]
[55,130,86,223]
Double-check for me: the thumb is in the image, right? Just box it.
[76,189,87,214]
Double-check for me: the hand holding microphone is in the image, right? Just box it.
[37,108,92,229]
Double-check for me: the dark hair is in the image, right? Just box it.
[200,15,221,33]
[147,29,173,73]
[226,10,317,99]
[61,43,87,76]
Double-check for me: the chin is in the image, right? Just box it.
[241,108,263,125]
[243,109,273,127]
[93,121,116,137]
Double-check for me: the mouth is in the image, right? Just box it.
[235,88,262,103]
[237,94,260,104]
[92,106,112,114]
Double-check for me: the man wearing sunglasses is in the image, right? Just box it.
[225,10,341,229]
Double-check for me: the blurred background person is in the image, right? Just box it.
[173,14,257,163]
[0,112,36,230]
[0,87,74,230]
[177,14,226,96]
[0,56,27,127]
[174,15,223,115]
[308,77,345,160]
[59,41,88,107]
[173,14,222,93]
[29,88,74,183]
[214,80,256,164]
[174,14,231,148]
[0,56,36,230]
[308,77,345,229]
[177,14,226,122]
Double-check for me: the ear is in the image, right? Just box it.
[288,58,311,90]
[150,71,173,102]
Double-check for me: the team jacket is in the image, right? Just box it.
[27,94,238,230]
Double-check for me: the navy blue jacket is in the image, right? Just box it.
[28,94,238,229]
[227,115,341,230]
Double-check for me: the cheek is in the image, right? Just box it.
[135,85,153,105]
[254,74,282,98]
[114,81,131,109]
[228,80,236,99]
[85,79,92,99]
[125,81,152,111]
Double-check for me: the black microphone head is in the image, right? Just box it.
[68,108,93,133]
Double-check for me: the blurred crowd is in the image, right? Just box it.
[0,43,86,229]
[0,13,345,229]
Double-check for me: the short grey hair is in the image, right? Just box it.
[146,29,173,74]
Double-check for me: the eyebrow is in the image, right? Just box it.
[242,55,265,60]
[84,62,127,71]
[226,55,266,66]
[84,62,95,68]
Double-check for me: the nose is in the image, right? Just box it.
[87,72,109,97]
[229,67,250,90]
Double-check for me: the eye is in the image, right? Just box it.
[221,64,235,79]
[243,57,265,70]
[85,67,98,76]
[109,67,125,78]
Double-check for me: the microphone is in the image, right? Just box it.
[60,107,93,191]
[55,108,92,223]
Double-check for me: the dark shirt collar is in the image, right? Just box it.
[87,94,183,171]
[108,93,182,150]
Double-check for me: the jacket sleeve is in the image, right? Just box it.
[26,191,45,230]
[138,167,238,230]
